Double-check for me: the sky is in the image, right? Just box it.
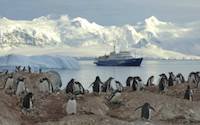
[0,0,200,25]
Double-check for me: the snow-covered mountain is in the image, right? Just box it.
[0,15,200,59]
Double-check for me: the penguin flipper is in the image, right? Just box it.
[150,106,155,111]
[135,106,142,111]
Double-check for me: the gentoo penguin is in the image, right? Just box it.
[16,77,26,96]
[22,92,33,110]
[65,79,75,94]
[115,81,123,92]
[168,72,175,86]
[146,76,154,87]
[39,68,42,73]
[22,67,26,72]
[184,85,193,101]
[135,102,155,120]
[39,77,53,93]
[108,90,122,104]
[158,74,168,92]
[126,76,134,87]
[66,96,77,115]
[132,76,143,91]
[4,74,14,91]
[89,76,103,93]
[102,77,114,92]
[28,66,31,73]
[73,81,85,95]
[132,78,138,91]
[188,72,197,84]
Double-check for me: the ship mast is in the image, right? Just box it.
[113,40,116,53]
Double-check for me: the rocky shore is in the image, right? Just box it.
[0,71,200,125]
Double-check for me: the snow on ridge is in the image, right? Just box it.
[0,54,80,70]
[0,15,200,59]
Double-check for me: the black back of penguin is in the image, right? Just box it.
[22,93,33,109]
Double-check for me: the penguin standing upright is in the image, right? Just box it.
[102,77,114,92]
[39,77,53,93]
[126,76,134,87]
[16,77,26,96]
[66,96,77,115]
[22,92,33,110]
[89,76,103,93]
[135,102,155,120]
[73,81,85,95]
[158,74,168,92]
[184,85,193,101]
[4,74,14,90]
[65,79,75,94]
[168,72,175,86]
[28,66,31,73]
[146,76,154,87]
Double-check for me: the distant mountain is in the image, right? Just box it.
[0,15,200,59]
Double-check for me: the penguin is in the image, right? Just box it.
[184,85,193,101]
[28,66,31,73]
[73,81,85,95]
[132,78,138,91]
[39,68,42,73]
[101,77,114,92]
[158,74,168,92]
[108,90,122,104]
[146,76,154,87]
[4,74,14,91]
[135,102,155,120]
[115,81,123,92]
[188,72,197,84]
[39,77,53,93]
[168,72,175,86]
[89,76,103,93]
[132,76,143,91]
[22,67,26,72]
[22,92,33,110]
[16,77,26,96]
[65,79,75,94]
[66,96,77,115]
[126,76,134,87]
[175,73,185,84]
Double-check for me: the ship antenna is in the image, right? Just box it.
[113,40,116,53]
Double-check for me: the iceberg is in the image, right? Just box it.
[0,54,80,70]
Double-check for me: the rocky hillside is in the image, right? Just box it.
[0,72,200,125]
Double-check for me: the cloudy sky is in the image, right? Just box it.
[0,0,200,25]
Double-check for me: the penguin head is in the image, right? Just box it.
[27,92,33,98]
[8,73,13,78]
[144,102,150,107]
[187,85,190,90]
[18,77,25,81]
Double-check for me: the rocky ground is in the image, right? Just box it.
[0,72,200,125]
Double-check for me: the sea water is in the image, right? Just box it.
[57,60,200,89]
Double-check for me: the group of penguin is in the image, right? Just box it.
[1,68,200,120]
[1,66,53,112]
[64,71,200,120]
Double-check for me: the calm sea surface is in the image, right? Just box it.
[57,60,200,89]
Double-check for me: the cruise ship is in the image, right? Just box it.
[94,50,143,66]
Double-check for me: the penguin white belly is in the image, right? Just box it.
[5,78,14,89]
[66,100,77,114]
[40,81,49,92]
[16,81,25,96]
[30,100,33,109]
[110,92,121,103]
[116,84,122,92]
[73,84,80,93]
